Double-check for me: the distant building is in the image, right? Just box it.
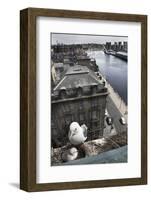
[105,42,111,50]
[76,55,98,72]
[106,42,110,50]
[123,41,128,52]
[51,65,108,147]
[113,42,118,51]
[118,42,122,51]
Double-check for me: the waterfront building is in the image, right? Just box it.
[123,41,128,52]
[51,65,108,147]
[118,42,122,51]
[105,42,112,50]
[76,55,98,72]
[113,42,118,51]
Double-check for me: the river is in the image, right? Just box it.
[87,50,127,104]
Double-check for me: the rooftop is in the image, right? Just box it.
[76,55,90,60]
[66,65,89,75]
[54,65,103,91]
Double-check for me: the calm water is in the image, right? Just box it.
[87,51,127,104]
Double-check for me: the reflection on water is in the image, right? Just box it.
[88,51,127,104]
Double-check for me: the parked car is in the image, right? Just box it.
[119,117,126,125]
[106,117,113,125]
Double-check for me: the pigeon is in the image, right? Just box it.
[68,122,87,145]
[61,147,78,162]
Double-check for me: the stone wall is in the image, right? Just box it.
[51,94,107,147]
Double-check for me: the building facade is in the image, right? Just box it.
[51,65,108,147]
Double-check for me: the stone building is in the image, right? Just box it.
[76,55,98,72]
[105,42,111,50]
[51,65,108,147]
[123,41,128,52]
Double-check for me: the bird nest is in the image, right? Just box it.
[51,132,127,166]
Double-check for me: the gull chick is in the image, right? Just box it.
[62,147,78,162]
[68,122,87,145]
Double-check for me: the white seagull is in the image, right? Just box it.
[68,122,87,145]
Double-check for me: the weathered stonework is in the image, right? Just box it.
[51,65,108,147]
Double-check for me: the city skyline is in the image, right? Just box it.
[51,33,128,45]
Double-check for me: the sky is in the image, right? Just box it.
[51,33,128,45]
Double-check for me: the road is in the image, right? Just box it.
[106,96,127,134]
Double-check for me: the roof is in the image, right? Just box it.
[54,63,64,69]
[76,55,90,60]
[66,65,89,75]
[53,65,103,91]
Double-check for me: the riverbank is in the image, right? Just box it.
[87,50,128,105]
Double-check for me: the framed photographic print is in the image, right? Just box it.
[20,8,147,191]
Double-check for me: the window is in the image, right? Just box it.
[63,103,70,113]
[65,114,73,125]
[79,101,83,110]
[92,110,98,120]
[91,98,98,108]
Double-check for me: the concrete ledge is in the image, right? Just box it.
[59,145,127,166]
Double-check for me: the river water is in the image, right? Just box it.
[87,50,127,104]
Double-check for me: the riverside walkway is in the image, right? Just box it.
[99,73,127,134]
